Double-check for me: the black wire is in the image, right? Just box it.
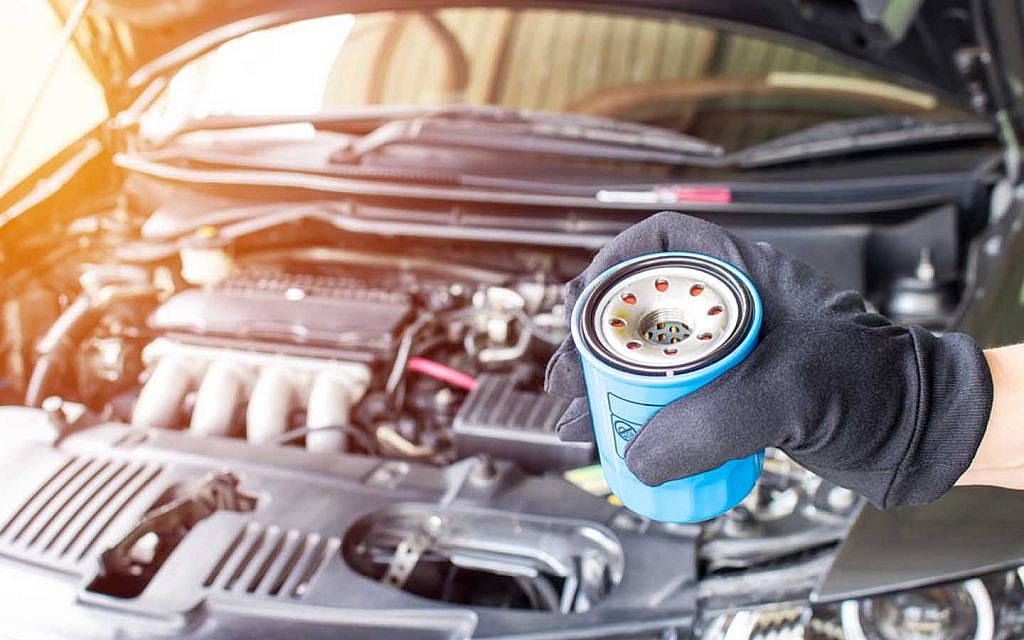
[24,295,94,407]
[440,565,458,603]
[272,423,376,453]
[391,334,453,410]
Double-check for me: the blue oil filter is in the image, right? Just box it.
[570,252,763,523]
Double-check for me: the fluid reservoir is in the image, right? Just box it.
[180,226,233,286]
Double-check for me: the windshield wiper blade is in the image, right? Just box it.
[332,109,723,166]
[400,105,723,156]
[732,116,996,168]
[168,105,470,137]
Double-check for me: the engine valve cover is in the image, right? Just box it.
[148,268,412,355]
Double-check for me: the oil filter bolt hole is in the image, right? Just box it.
[689,284,705,296]
[621,292,637,304]
[708,305,724,316]
[609,318,626,328]
[639,311,691,346]
[654,278,669,292]
[626,340,643,350]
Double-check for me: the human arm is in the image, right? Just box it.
[957,343,1024,489]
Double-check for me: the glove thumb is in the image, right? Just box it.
[553,397,595,443]
[544,338,587,398]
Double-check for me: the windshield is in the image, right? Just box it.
[141,7,967,151]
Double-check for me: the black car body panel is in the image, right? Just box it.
[817,485,1024,604]
[56,1,976,106]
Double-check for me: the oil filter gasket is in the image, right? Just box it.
[571,251,764,523]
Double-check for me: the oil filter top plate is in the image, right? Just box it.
[582,256,752,376]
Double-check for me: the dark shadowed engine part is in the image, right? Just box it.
[453,373,593,472]
[343,501,624,613]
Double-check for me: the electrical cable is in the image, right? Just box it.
[507,306,564,345]
[406,357,477,391]
[385,313,435,395]
[272,423,376,452]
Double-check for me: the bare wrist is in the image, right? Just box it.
[958,346,1024,488]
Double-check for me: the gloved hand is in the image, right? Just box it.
[546,212,993,508]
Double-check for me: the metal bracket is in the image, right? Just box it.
[381,515,444,589]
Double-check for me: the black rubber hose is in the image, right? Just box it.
[24,295,94,407]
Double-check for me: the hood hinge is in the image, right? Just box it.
[956,46,1022,183]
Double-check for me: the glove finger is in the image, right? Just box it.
[622,332,791,486]
[554,397,595,443]
[562,274,587,313]
[544,337,587,398]
[623,403,739,486]
[566,212,687,311]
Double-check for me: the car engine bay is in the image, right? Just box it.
[0,151,1019,638]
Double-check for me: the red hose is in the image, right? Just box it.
[406,357,478,391]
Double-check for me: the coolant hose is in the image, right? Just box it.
[24,295,94,407]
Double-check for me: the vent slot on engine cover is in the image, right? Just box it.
[0,456,164,568]
[205,523,338,599]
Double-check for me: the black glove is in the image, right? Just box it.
[546,212,993,508]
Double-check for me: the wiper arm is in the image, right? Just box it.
[409,105,721,154]
[732,116,996,168]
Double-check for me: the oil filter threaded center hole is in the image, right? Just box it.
[639,309,691,345]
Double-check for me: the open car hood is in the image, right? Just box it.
[54,1,1020,120]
